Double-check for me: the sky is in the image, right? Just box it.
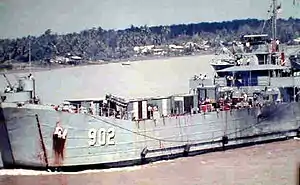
[0,0,299,39]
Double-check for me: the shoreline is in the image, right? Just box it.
[1,44,299,75]
[0,52,215,74]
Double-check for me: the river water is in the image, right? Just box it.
[0,140,299,185]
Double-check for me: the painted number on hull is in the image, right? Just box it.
[88,128,116,146]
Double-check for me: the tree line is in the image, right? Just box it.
[0,18,299,63]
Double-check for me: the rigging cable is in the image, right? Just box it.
[261,3,273,34]
[90,103,293,144]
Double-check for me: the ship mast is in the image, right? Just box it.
[28,37,37,102]
[28,38,32,74]
[271,0,278,42]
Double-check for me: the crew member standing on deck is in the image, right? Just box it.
[276,39,280,52]
[4,86,12,93]
[28,73,34,80]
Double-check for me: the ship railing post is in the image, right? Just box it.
[33,78,36,101]
[235,125,238,139]
[95,104,99,116]
[123,111,126,120]
[293,77,296,102]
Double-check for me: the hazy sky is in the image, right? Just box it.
[0,0,299,39]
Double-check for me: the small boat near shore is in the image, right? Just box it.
[121,61,131,66]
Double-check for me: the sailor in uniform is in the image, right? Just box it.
[4,86,13,93]
[28,73,34,80]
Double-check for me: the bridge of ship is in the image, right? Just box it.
[239,34,271,55]
[189,62,300,108]
[215,64,300,102]
[224,33,285,65]
[214,64,300,86]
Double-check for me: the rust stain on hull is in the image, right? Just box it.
[35,114,49,167]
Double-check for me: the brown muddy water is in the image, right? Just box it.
[0,139,299,185]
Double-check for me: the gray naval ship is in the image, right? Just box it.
[0,0,300,171]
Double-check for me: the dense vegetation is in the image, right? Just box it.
[0,18,299,64]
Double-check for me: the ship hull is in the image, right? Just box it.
[0,102,300,170]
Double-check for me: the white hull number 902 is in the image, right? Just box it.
[88,128,116,146]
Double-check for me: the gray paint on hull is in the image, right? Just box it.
[0,151,3,168]
[0,102,300,168]
[0,106,15,168]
